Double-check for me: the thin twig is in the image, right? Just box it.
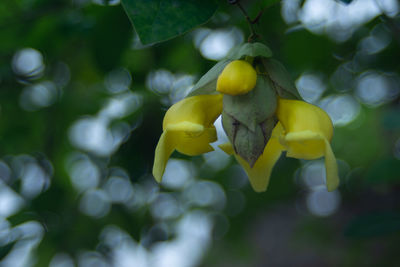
[229,0,264,42]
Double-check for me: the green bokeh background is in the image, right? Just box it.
[0,0,399,266]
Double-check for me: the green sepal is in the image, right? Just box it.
[227,42,273,60]
[221,75,278,167]
[261,58,301,99]
[188,59,230,96]
[222,111,277,167]
[223,76,277,132]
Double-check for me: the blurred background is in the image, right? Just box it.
[0,0,399,266]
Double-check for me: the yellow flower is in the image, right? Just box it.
[153,94,339,192]
[152,52,338,193]
[220,98,339,192]
[152,94,223,182]
[216,60,257,95]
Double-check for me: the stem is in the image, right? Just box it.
[229,0,264,42]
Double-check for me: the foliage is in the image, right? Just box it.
[121,0,218,44]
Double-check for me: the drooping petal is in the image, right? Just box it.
[153,131,177,182]
[153,94,223,182]
[153,127,216,182]
[324,139,339,192]
[277,98,333,160]
[236,137,284,192]
[219,123,285,192]
[277,98,339,191]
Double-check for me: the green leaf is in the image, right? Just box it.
[227,42,273,60]
[261,58,301,99]
[121,0,218,44]
[188,59,230,96]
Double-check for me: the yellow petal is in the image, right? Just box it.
[163,94,223,130]
[220,123,285,192]
[277,99,333,141]
[218,142,234,155]
[175,127,216,155]
[324,139,339,191]
[277,98,339,191]
[219,123,286,192]
[236,137,284,192]
[153,131,177,182]
[166,121,204,135]
[153,94,223,183]
[277,98,333,160]
[282,131,325,159]
[216,60,257,95]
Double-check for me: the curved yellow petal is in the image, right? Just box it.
[277,99,333,141]
[153,131,177,182]
[218,142,235,155]
[163,94,223,130]
[324,139,339,191]
[236,137,284,192]
[282,131,325,159]
[277,98,333,160]
[219,123,285,192]
[175,127,216,155]
[277,98,339,191]
[153,94,223,183]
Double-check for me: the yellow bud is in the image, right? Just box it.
[216,60,257,95]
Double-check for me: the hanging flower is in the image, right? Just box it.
[152,42,339,193]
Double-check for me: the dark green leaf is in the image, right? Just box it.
[188,60,230,96]
[121,0,218,44]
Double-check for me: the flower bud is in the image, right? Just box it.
[221,75,278,166]
[222,111,277,167]
[216,60,257,95]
